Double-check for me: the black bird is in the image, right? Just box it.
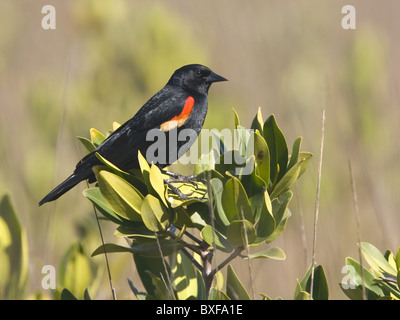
[39,64,227,205]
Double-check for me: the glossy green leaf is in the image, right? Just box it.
[361,242,397,277]
[243,247,286,260]
[140,194,169,232]
[226,265,250,300]
[172,207,195,229]
[60,288,78,300]
[263,115,288,183]
[253,131,270,185]
[287,137,302,171]
[114,225,157,239]
[340,257,383,300]
[299,264,329,300]
[170,251,197,300]
[95,152,129,177]
[298,152,313,178]
[250,107,264,135]
[83,187,124,224]
[90,128,106,147]
[210,178,230,228]
[226,220,257,247]
[253,195,275,244]
[92,240,182,258]
[194,150,217,175]
[232,107,240,129]
[97,170,143,221]
[209,288,230,300]
[264,191,292,243]
[0,195,29,299]
[59,243,92,300]
[134,255,171,297]
[215,150,247,178]
[201,225,233,253]
[77,136,96,153]
[222,177,253,222]
[269,159,302,199]
[149,165,168,207]
[145,270,174,300]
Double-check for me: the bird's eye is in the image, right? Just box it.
[195,69,203,77]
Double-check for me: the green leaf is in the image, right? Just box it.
[134,255,171,297]
[264,191,292,243]
[222,177,253,222]
[299,264,329,300]
[250,107,264,135]
[84,288,91,300]
[210,178,230,228]
[90,128,106,147]
[209,288,230,300]
[361,242,397,277]
[92,240,182,258]
[201,225,233,253]
[76,136,96,153]
[60,288,78,300]
[226,220,257,247]
[287,137,302,171]
[340,257,383,300]
[194,152,215,175]
[145,270,174,300]
[269,159,302,199]
[253,195,275,244]
[95,152,129,177]
[233,107,240,128]
[226,265,251,300]
[172,207,195,229]
[0,195,29,299]
[83,187,124,224]
[59,243,92,300]
[298,152,313,178]
[114,225,157,239]
[149,165,168,207]
[243,247,286,260]
[253,131,270,185]
[263,115,288,183]
[97,170,143,221]
[140,194,169,232]
[170,251,197,300]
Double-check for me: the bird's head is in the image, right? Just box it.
[168,64,227,95]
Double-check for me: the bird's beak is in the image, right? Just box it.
[206,71,228,83]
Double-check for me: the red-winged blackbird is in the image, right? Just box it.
[39,64,227,206]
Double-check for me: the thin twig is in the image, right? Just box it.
[212,247,243,278]
[310,109,326,300]
[165,229,202,255]
[348,159,367,300]
[241,206,255,299]
[89,199,117,300]
[153,224,176,300]
[180,247,203,272]
[174,226,204,246]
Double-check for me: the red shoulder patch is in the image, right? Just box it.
[160,96,195,131]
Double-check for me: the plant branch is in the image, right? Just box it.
[210,246,243,279]
[310,109,326,300]
[165,229,202,255]
[180,247,203,272]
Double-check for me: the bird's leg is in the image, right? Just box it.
[163,171,207,200]
[163,171,207,187]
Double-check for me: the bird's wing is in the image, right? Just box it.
[94,86,192,169]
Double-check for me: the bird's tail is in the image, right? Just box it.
[39,171,90,206]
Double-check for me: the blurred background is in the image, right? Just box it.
[1,0,399,299]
